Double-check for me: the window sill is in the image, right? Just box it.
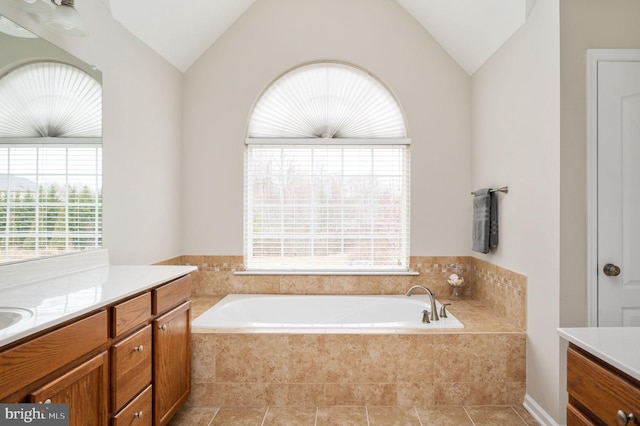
[234,270,419,276]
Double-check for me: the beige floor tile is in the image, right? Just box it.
[262,406,317,425]
[416,406,474,425]
[211,407,267,426]
[513,405,540,425]
[366,406,421,426]
[464,406,527,425]
[168,406,218,426]
[316,406,368,426]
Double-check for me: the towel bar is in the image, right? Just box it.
[470,186,508,195]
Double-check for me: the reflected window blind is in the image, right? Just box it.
[0,61,102,262]
[245,63,410,272]
[0,62,102,138]
[0,144,102,262]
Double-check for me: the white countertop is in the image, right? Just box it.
[558,327,640,382]
[0,251,196,347]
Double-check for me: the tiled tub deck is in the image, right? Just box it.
[187,296,526,408]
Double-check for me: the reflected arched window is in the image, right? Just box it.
[0,62,102,263]
[245,62,410,272]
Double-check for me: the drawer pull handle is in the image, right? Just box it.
[159,324,167,331]
[617,410,638,425]
[134,411,144,419]
[133,345,144,352]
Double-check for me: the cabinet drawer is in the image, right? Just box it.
[567,403,597,426]
[111,325,152,412]
[0,310,107,400]
[153,275,191,314]
[567,346,640,424]
[112,292,151,337]
[112,385,152,426]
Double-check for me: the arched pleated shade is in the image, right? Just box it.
[248,62,406,139]
[0,62,101,137]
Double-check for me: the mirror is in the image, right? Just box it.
[0,14,102,265]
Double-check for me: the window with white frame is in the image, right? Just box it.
[245,62,410,272]
[0,62,102,263]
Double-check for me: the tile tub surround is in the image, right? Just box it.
[187,297,526,407]
[162,255,527,408]
[174,255,527,331]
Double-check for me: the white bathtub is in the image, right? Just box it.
[192,294,464,329]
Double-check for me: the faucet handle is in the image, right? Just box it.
[421,310,430,323]
[439,303,451,318]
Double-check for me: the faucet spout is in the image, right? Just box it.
[405,285,439,321]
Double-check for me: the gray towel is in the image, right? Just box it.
[472,188,498,253]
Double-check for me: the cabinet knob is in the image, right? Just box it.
[133,345,144,352]
[617,410,638,425]
[134,411,144,419]
[37,399,52,404]
[159,324,167,331]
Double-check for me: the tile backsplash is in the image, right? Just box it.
[159,255,527,331]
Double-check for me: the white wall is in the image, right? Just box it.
[559,0,640,327]
[471,0,561,423]
[0,0,184,265]
[181,0,471,256]
[557,2,640,424]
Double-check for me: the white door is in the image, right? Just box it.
[597,59,640,326]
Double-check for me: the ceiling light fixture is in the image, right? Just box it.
[8,0,55,14]
[44,0,87,37]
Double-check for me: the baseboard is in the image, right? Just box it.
[523,394,562,426]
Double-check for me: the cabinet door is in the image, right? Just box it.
[153,301,191,426]
[28,351,109,426]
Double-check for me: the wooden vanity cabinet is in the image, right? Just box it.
[567,343,640,425]
[0,273,192,426]
[0,311,109,425]
[110,274,192,426]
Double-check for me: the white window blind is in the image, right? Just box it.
[248,62,406,139]
[0,143,102,262]
[245,142,409,271]
[245,62,410,272]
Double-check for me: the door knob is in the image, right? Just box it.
[604,263,621,277]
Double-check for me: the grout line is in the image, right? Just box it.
[260,406,270,426]
[462,406,477,426]
[206,407,220,426]
[413,406,424,426]
[510,405,530,425]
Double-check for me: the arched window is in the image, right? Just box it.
[245,62,410,272]
[0,62,102,262]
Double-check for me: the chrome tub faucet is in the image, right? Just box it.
[405,285,439,321]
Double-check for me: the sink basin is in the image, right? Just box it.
[0,307,33,331]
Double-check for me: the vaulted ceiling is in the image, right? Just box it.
[101,0,536,74]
